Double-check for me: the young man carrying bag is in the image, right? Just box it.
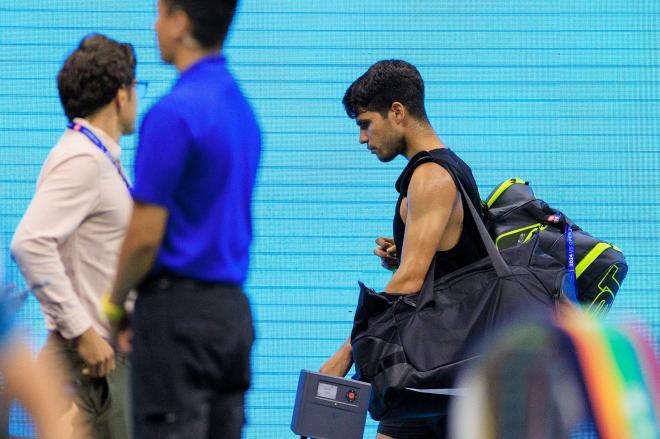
[322,60,564,438]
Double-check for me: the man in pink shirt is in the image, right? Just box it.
[11,34,139,438]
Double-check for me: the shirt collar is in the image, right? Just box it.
[72,117,122,161]
[175,54,227,87]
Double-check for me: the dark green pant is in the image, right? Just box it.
[42,333,132,439]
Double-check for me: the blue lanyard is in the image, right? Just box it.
[548,213,579,303]
[564,222,578,303]
[67,122,131,190]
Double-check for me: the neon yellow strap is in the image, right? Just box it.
[576,243,614,279]
[101,292,125,323]
[486,178,526,208]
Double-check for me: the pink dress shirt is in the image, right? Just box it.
[11,118,132,339]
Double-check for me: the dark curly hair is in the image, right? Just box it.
[163,0,238,49]
[57,34,136,121]
[343,60,428,121]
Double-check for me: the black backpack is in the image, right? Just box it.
[351,156,564,420]
[485,178,627,315]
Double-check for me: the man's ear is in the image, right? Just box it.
[115,86,130,111]
[390,101,406,124]
[170,8,192,42]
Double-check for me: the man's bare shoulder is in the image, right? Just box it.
[408,161,456,193]
[405,161,458,215]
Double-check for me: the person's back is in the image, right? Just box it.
[136,55,260,281]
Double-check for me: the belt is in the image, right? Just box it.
[139,271,238,292]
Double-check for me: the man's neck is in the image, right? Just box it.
[87,108,122,144]
[174,46,221,73]
[402,123,445,160]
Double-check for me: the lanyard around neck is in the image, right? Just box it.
[67,122,131,190]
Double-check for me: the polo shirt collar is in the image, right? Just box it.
[176,54,227,85]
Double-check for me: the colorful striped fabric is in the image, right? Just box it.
[450,313,660,439]
[559,314,660,439]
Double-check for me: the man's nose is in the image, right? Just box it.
[359,131,368,144]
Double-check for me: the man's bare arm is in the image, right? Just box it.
[110,202,168,313]
[384,163,457,294]
[322,163,458,376]
[319,337,353,377]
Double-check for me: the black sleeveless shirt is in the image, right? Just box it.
[393,148,487,278]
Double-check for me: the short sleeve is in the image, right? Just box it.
[132,104,191,208]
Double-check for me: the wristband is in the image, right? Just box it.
[101,292,125,323]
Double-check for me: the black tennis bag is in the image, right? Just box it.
[350,167,566,420]
[485,179,627,315]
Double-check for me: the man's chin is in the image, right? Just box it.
[123,124,136,136]
[377,153,397,163]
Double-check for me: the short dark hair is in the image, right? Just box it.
[57,34,136,121]
[343,60,428,121]
[163,0,239,49]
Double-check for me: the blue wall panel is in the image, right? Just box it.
[1,1,659,437]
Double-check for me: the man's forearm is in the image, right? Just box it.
[320,336,353,377]
[110,202,168,308]
[340,336,352,354]
[110,239,158,307]
[11,238,94,339]
[384,265,426,294]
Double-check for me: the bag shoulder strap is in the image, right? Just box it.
[457,177,512,277]
[408,151,512,280]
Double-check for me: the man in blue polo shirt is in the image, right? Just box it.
[107,1,260,438]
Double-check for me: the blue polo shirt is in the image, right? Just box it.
[133,55,261,283]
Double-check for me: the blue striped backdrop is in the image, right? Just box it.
[1,1,658,437]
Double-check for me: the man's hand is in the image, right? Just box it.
[374,237,399,271]
[320,340,353,377]
[113,315,133,354]
[75,327,115,377]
